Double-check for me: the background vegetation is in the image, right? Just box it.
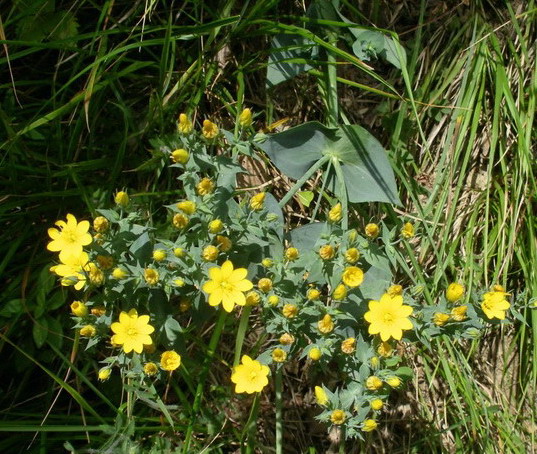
[1,0,535,452]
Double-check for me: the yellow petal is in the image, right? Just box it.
[228,268,248,282]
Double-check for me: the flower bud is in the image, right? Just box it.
[239,108,252,127]
[93,216,109,233]
[115,191,129,207]
[70,301,88,317]
[171,148,189,164]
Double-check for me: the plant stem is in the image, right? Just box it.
[234,306,252,367]
[275,367,283,454]
[241,393,260,454]
[332,159,348,231]
[325,31,339,128]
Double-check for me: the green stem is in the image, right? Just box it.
[275,368,283,454]
[325,31,339,127]
[234,306,252,367]
[310,158,332,223]
[241,393,260,454]
[278,155,330,209]
[183,309,228,453]
[332,159,348,231]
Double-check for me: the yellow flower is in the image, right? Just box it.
[231,355,269,394]
[239,108,252,127]
[173,247,186,258]
[282,304,298,318]
[342,266,364,288]
[202,260,253,312]
[160,350,181,371]
[91,307,106,317]
[115,191,129,207]
[451,305,468,321]
[364,293,413,341]
[279,333,295,345]
[98,368,111,381]
[51,251,89,290]
[344,248,360,264]
[208,219,224,234]
[328,203,342,222]
[178,113,193,134]
[386,376,401,388]
[493,284,506,292]
[433,312,450,326]
[366,375,383,391]
[153,249,166,262]
[284,247,299,261]
[172,213,189,229]
[112,267,127,279]
[370,356,379,368]
[93,216,109,233]
[197,177,215,196]
[307,288,321,301]
[202,119,219,139]
[47,213,92,262]
[250,192,266,211]
[70,301,87,317]
[365,223,380,239]
[171,148,189,164]
[245,291,261,306]
[330,409,346,425]
[362,419,378,432]
[262,258,274,268]
[272,348,287,363]
[87,263,104,286]
[481,290,510,320]
[177,200,197,215]
[309,347,322,361]
[174,278,185,287]
[401,222,414,239]
[144,268,159,286]
[446,283,465,302]
[370,399,383,411]
[377,341,393,357]
[216,235,232,252]
[144,362,159,376]
[318,314,334,334]
[332,284,347,300]
[314,386,328,405]
[341,337,356,354]
[111,309,154,353]
[80,325,96,337]
[387,285,403,297]
[258,278,273,293]
[202,245,219,262]
[268,295,280,306]
[319,244,335,260]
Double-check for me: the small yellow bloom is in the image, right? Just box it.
[177,113,193,134]
[144,362,159,376]
[314,386,328,405]
[344,248,360,264]
[70,301,87,317]
[208,219,224,234]
[239,108,253,127]
[98,368,111,381]
[268,295,280,306]
[401,222,414,239]
[377,341,393,357]
[433,312,450,326]
[481,290,510,320]
[342,266,364,288]
[386,376,401,388]
[279,333,295,345]
[91,307,106,317]
[307,288,321,301]
[309,347,322,361]
[216,235,232,252]
[160,350,181,371]
[153,249,166,262]
[88,263,104,286]
[362,419,378,432]
[341,337,356,354]
[370,399,383,411]
[111,267,127,280]
[365,223,380,239]
[332,284,347,300]
[258,278,273,293]
[172,213,189,229]
[173,247,186,258]
[319,244,335,260]
[171,148,190,164]
[318,314,334,334]
[177,200,196,215]
[115,191,129,207]
[330,409,346,425]
[370,356,379,368]
[250,192,266,211]
[328,203,342,222]
[179,298,191,312]
[96,255,114,270]
[202,260,253,312]
[446,283,465,302]
[366,376,383,391]
[231,355,269,394]
[197,177,215,196]
[202,119,219,139]
[262,258,274,268]
[451,305,468,321]
[282,304,298,318]
[364,293,413,341]
[387,285,403,297]
[174,278,185,287]
[111,309,154,354]
[284,247,299,261]
[144,268,159,286]
[272,348,287,363]
[93,216,109,233]
[80,325,96,337]
[245,291,261,306]
[202,245,219,262]
[47,214,92,262]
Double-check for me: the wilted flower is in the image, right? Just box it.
[401,222,414,239]
[341,337,356,354]
[328,203,342,222]
[144,268,159,286]
[250,192,266,211]
[202,119,219,139]
[451,305,468,321]
[202,245,219,262]
[279,333,294,345]
[318,314,334,334]
[433,312,450,326]
[258,278,273,293]
[332,284,347,300]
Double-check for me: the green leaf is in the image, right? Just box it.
[359,266,392,300]
[297,191,314,206]
[129,231,152,263]
[0,299,24,317]
[164,316,183,343]
[33,318,49,348]
[288,222,327,252]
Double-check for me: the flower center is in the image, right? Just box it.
[64,228,79,244]
[383,312,394,323]
[220,281,233,291]
[249,371,259,380]
[127,327,138,336]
